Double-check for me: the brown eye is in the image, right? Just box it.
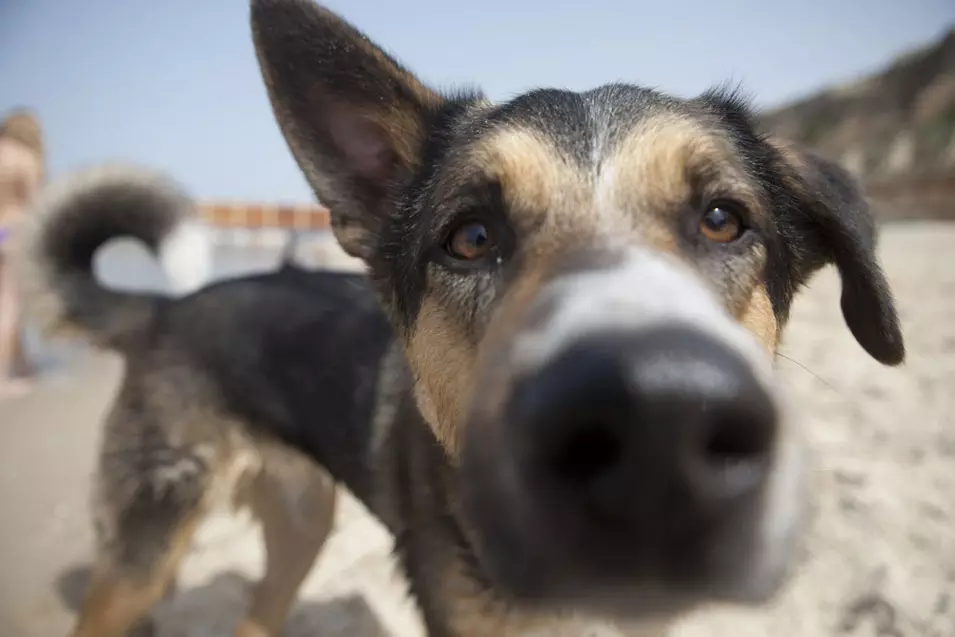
[700,204,745,243]
[446,221,492,260]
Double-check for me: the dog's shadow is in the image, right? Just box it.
[56,565,394,637]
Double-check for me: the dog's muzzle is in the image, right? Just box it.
[460,247,805,618]
[511,325,776,523]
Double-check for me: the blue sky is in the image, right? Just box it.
[2,0,954,204]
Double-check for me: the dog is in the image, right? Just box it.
[17,165,360,637]
[18,0,905,635]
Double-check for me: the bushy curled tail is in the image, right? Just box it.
[15,164,213,351]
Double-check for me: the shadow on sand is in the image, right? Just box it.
[56,564,393,636]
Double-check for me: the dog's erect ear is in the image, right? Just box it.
[772,140,905,366]
[251,0,443,260]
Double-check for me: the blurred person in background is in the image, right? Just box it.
[0,109,44,398]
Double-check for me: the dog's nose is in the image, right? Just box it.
[509,326,777,521]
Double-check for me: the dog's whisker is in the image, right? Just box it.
[776,352,839,392]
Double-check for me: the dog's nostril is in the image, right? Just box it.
[550,422,622,484]
[703,417,768,463]
[695,401,776,496]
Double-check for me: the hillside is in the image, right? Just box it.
[759,28,955,219]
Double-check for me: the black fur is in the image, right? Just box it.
[154,266,393,503]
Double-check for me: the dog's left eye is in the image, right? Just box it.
[699,204,746,243]
[446,221,493,260]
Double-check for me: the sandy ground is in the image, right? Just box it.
[0,221,952,637]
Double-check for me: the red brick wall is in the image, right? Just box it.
[197,202,331,229]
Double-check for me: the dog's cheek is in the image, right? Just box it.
[407,296,480,454]
[695,245,779,357]
[737,284,779,357]
[410,265,544,456]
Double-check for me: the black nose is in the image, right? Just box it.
[508,326,777,523]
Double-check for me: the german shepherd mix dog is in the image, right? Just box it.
[20,0,905,635]
[18,166,355,637]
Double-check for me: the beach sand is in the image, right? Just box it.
[0,222,951,637]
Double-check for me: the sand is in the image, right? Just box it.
[0,221,951,637]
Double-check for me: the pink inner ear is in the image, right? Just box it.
[326,102,395,183]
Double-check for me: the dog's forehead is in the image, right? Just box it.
[496,85,681,146]
[436,84,756,244]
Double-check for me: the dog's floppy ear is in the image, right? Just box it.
[772,140,905,366]
[251,0,443,260]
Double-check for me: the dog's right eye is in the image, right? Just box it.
[699,203,746,243]
[446,221,492,261]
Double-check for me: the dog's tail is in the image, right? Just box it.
[16,164,213,351]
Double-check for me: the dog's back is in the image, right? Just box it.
[19,163,403,502]
[147,266,394,499]
[16,164,398,637]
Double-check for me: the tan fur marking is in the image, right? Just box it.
[239,446,337,637]
[608,115,763,221]
[738,284,779,355]
[465,127,591,235]
[607,117,705,213]
[407,297,478,453]
[71,516,201,637]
